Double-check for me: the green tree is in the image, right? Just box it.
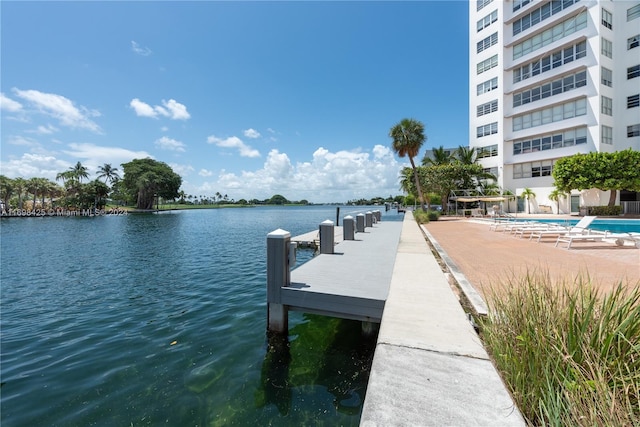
[422,146,452,166]
[454,146,477,165]
[553,149,640,207]
[520,188,536,214]
[121,158,182,210]
[548,188,567,215]
[390,118,427,210]
[268,194,288,205]
[97,163,120,185]
[0,175,14,211]
[421,163,489,208]
[12,177,27,209]
[69,161,89,183]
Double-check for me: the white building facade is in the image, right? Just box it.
[469,0,640,214]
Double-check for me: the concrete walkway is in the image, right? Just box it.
[361,212,525,426]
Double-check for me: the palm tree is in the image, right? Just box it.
[422,146,452,166]
[12,177,27,210]
[548,188,567,215]
[455,146,477,165]
[26,177,46,210]
[520,188,536,214]
[97,163,120,185]
[390,118,427,210]
[70,161,89,183]
[0,175,14,211]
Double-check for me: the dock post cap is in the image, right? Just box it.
[320,219,334,225]
[267,228,291,239]
[344,215,354,219]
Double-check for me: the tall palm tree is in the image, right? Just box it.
[390,118,427,210]
[70,161,89,183]
[96,163,120,185]
[0,175,14,211]
[422,146,452,166]
[455,146,477,165]
[548,188,567,215]
[12,177,27,210]
[520,188,536,214]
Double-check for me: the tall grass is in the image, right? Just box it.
[480,272,640,426]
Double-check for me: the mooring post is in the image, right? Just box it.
[374,210,382,222]
[319,219,335,254]
[365,211,373,228]
[336,206,340,226]
[356,213,365,233]
[343,215,355,240]
[267,229,291,334]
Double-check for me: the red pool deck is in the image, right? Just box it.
[423,217,640,298]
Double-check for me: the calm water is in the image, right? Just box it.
[0,206,403,426]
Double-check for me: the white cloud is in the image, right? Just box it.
[61,142,153,176]
[243,128,261,139]
[162,99,190,120]
[6,135,40,147]
[0,92,23,112]
[207,135,260,158]
[168,163,195,177]
[12,88,101,132]
[26,124,59,135]
[131,40,152,56]
[0,153,71,181]
[194,144,401,203]
[129,98,190,120]
[155,136,186,152]
[199,168,213,177]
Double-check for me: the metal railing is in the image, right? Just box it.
[622,201,640,215]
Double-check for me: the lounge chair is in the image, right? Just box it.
[530,216,597,242]
[555,230,640,249]
[514,223,567,238]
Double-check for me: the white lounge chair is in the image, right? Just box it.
[554,229,639,250]
[530,216,597,242]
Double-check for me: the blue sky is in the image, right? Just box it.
[1,1,469,203]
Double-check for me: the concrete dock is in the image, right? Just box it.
[360,211,525,426]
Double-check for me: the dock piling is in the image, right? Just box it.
[267,229,291,333]
[319,220,335,254]
[343,215,355,240]
[356,213,365,233]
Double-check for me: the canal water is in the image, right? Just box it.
[0,206,403,426]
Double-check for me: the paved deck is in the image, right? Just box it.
[422,217,640,300]
[361,212,525,426]
[285,221,403,322]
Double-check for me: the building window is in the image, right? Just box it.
[629,65,640,79]
[477,10,498,32]
[477,144,498,158]
[513,0,531,12]
[513,70,586,108]
[628,4,640,21]
[513,41,586,84]
[477,54,498,75]
[602,125,613,145]
[513,12,587,60]
[629,124,640,137]
[477,77,498,95]
[513,160,555,179]
[483,167,499,178]
[513,98,587,131]
[513,0,581,36]
[513,127,587,155]
[477,32,498,53]
[477,99,498,117]
[628,94,640,109]
[477,122,498,138]
[601,67,613,87]
[629,35,640,50]
[477,0,493,12]
[602,8,613,29]
[601,38,613,58]
[601,96,613,115]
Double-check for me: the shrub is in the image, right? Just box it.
[413,209,430,224]
[585,205,622,216]
[427,210,440,221]
[481,274,640,426]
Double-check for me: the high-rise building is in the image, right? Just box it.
[469,0,640,214]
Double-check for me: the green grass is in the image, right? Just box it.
[480,273,640,426]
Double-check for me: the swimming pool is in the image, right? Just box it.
[511,218,640,233]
